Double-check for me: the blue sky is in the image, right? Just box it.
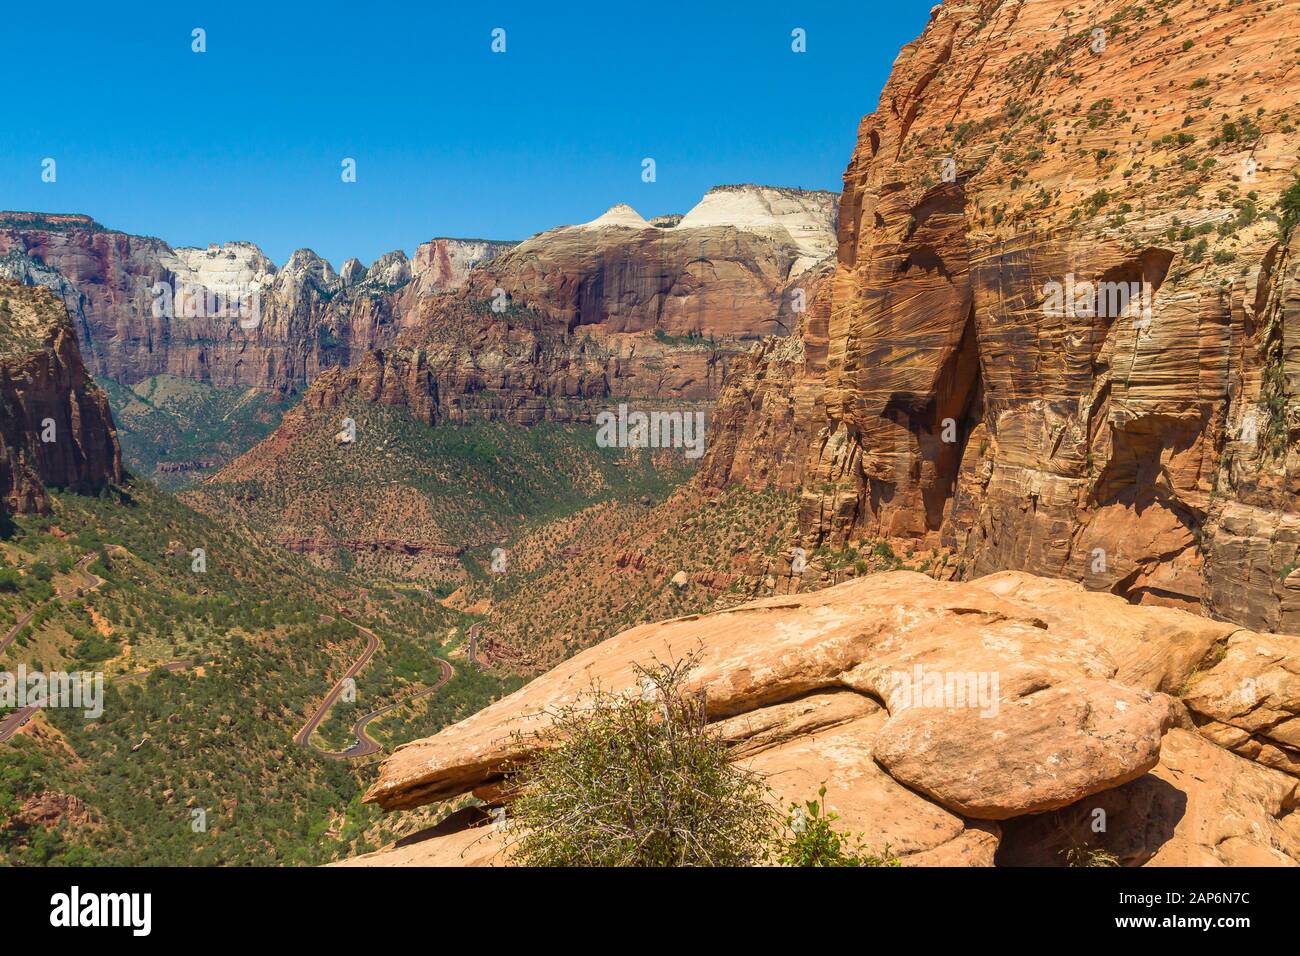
[0,1,931,266]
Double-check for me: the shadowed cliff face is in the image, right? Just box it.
[0,280,122,516]
[703,0,1300,632]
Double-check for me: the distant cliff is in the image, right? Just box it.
[0,214,514,393]
[212,185,839,427]
[0,186,836,404]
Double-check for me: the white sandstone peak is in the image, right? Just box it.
[678,185,838,272]
[273,248,340,297]
[579,204,651,231]
[166,242,277,292]
[365,250,412,289]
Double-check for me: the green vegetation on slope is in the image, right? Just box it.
[192,400,692,587]
[461,485,801,669]
[97,374,294,490]
[0,482,514,865]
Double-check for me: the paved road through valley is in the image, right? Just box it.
[295,616,455,759]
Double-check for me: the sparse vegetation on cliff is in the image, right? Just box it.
[777,785,900,868]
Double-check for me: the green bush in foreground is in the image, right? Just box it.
[502,654,897,867]
[504,654,775,866]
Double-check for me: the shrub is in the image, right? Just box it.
[1062,843,1122,867]
[1280,177,1300,238]
[503,653,776,866]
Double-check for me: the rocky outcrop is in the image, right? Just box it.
[1182,628,1300,777]
[410,238,516,296]
[701,0,1300,633]
[289,188,838,429]
[279,537,464,558]
[352,569,1300,866]
[699,267,833,488]
[998,727,1300,867]
[0,281,122,516]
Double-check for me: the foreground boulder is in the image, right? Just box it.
[1182,630,1300,777]
[353,569,1300,865]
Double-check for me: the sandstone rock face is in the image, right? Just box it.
[314,187,838,426]
[0,187,832,412]
[351,569,1300,865]
[701,0,1300,634]
[0,281,122,517]
[410,238,515,296]
[700,269,832,488]
[1183,629,1300,777]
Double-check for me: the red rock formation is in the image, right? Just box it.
[700,266,833,488]
[0,281,122,517]
[0,187,834,407]
[350,570,1300,866]
[0,213,513,392]
[464,187,836,339]
[703,0,1300,632]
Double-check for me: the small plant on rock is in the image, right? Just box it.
[775,785,900,868]
[1061,842,1122,867]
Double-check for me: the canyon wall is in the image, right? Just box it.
[704,0,1300,633]
[465,186,836,338]
[0,186,834,409]
[0,212,513,392]
[0,280,122,517]
[257,187,838,426]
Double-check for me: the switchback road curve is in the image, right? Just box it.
[295,616,454,759]
[0,553,101,659]
[319,658,453,759]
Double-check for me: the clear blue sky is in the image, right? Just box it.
[0,1,931,266]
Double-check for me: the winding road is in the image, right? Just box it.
[0,554,103,743]
[293,616,379,750]
[319,658,453,758]
[467,623,483,668]
[0,706,39,743]
[0,553,101,659]
[295,616,455,759]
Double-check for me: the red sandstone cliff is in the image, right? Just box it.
[251,187,839,425]
[0,280,122,517]
[0,213,513,393]
[702,0,1300,633]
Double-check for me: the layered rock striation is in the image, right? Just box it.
[0,212,514,392]
[702,0,1300,632]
